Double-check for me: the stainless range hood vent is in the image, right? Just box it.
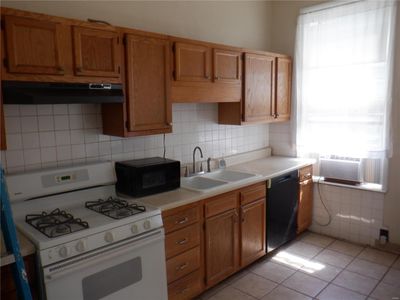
[2,81,124,104]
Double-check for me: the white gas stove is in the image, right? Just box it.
[7,162,168,300]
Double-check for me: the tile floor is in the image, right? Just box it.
[196,232,400,300]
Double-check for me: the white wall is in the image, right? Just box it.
[269,0,400,245]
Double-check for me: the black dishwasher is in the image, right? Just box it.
[267,170,299,252]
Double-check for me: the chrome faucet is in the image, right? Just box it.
[192,146,204,174]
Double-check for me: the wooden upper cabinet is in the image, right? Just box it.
[73,26,121,78]
[243,53,275,122]
[213,49,241,84]
[4,15,65,75]
[125,34,171,133]
[275,57,292,121]
[174,42,211,82]
[205,208,238,287]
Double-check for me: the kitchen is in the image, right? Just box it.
[0,1,399,300]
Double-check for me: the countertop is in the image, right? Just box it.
[1,231,36,267]
[136,156,315,211]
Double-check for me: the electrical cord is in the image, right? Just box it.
[163,134,166,159]
[313,176,332,226]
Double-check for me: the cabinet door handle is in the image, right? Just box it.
[175,217,188,225]
[176,238,188,245]
[234,211,239,223]
[176,263,188,271]
[179,287,189,294]
[241,206,245,223]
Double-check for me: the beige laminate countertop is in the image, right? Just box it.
[1,231,36,267]
[135,156,315,211]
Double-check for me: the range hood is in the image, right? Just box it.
[2,81,124,104]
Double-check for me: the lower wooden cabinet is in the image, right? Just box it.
[205,208,239,286]
[162,182,267,299]
[297,166,314,234]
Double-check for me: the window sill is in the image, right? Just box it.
[312,176,385,193]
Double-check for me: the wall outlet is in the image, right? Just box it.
[379,228,389,244]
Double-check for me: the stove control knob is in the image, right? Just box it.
[59,246,71,258]
[131,224,138,234]
[143,220,151,230]
[104,232,114,243]
[76,240,86,252]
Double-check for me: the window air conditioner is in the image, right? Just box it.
[319,158,362,184]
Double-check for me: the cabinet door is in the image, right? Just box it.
[297,179,313,234]
[174,42,211,82]
[125,34,171,133]
[243,53,275,122]
[205,208,238,287]
[213,49,241,84]
[4,15,65,75]
[73,26,120,77]
[275,57,292,121]
[240,198,266,267]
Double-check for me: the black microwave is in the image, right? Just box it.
[115,157,180,197]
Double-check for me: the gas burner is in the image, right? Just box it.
[26,208,89,238]
[85,197,146,220]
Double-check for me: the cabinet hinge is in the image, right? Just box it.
[3,58,8,69]
[172,69,176,79]
[123,36,127,45]
[172,43,176,53]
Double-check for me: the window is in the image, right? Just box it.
[295,0,397,187]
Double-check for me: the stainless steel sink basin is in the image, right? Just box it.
[181,176,227,192]
[181,170,259,192]
[203,169,257,182]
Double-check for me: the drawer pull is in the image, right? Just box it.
[179,287,189,294]
[175,217,188,225]
[176,238,188,245]
[176,263,188,271]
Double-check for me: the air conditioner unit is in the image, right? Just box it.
[319,158,362,184]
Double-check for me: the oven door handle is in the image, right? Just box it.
[43,230,163,282]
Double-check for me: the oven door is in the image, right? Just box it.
[42,230,167,300]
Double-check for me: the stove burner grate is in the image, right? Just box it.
[26,208,89,238]
[85,196,146,220]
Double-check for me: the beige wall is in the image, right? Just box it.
[1,1,272,51]
[270,0,400,245]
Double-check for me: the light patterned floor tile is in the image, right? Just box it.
[357,248,397,267]
[282,272,328,297]
[196,283,229,300]
[285,241,324,259]
[232,273,277,298]
[382,268,400,287]
[316,284,366,300]
[251,261,296,283]
[224,269,249,285]
[392,256,400,270]
[261,285,312,300]
[346,258,388,280]
[333,270,379,295]
[208,285,256,300]
[301,232,335,248]
[370,282,400,300]
[328,240,364,257]
[300,260,342,282]
[313,249,353,268]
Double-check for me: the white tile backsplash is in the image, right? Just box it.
[310,183,384,246]
[0,103,269,173]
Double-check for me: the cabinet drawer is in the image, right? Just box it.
[165,223,201,259]
[205,192,237,218]
[168,270,202,300]
[299,165,313,182]
[163,205,201,234]
[240,183,266,205]
[167,246,201,283]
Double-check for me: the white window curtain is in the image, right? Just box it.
[295,0,397,161]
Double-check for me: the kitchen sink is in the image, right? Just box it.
[181,176,227,192]
[203,169,258,182]
[181,170,259,192]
